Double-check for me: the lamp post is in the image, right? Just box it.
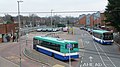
[67,43,72,67]
[51,9,53,27]
[17,1,23,67]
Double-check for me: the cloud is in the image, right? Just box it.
[0,0,108,17]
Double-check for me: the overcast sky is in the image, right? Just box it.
[0,0,108,17]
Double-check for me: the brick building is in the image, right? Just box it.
[79,11,103,28]
[100,13,106,26]
[79,14,86,26]
[0,23,19,43]
[90,14,94,27]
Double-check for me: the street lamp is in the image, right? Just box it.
[17,1,23,67]
[67,43,72,67]
[51,9,53,27]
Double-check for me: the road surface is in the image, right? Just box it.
[77,28,120,67]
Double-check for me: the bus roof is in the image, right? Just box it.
[93,30,110,34]
[33,36,78,45]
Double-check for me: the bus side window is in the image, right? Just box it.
[74,43,78,48]
[93,33,102,39]
[98,34,101,39]
[53,44,60,52]
[39,40,42,46]
[48,43,60,52]
[41,41,47,46]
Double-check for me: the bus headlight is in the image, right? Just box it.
[111,40,114,42]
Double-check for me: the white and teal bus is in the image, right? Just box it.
[33,36,79,60]
[92,30,113,45]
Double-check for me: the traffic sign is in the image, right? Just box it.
[67,43,72,49]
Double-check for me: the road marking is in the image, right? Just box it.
[93,41,107,67]
[81,60,83,63]
[52,64,65,67]
[89,56,93,62]
[96,43,117,67]
[106,63,114,67]
[85,41,89,44]
[80,65,82,67]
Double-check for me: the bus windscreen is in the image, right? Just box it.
[103,33,113,40]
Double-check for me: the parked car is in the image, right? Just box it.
[46,28,53,32]
[53,28,58,32]
[36,28,42,32]
[62,27,68,32]
[41,28,47,32]
[88,28,93,34]
[80,27,85,30]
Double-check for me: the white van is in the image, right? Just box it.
[62,27,68,32]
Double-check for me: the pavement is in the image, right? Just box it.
[0,32,50,67]
[0,42,19,67]
[0,56,19,67]
[0,28,84,67]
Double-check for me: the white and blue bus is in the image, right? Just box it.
[92,30,113,45]
[33,36,79,60]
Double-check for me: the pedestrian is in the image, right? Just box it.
[6,34,10,42]
[3,34,7,42]
[13,35,16,42]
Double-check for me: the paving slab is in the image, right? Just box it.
[0,56,19,67]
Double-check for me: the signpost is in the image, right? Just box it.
[67,43,72,67]
[26,33,28,46]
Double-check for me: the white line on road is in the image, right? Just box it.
[96,43,117,67]
[81,60,83,63]
[93,41,107,67]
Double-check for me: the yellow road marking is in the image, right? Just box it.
[53,64,65,67]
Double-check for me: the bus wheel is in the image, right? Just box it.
[51,53,54,57]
